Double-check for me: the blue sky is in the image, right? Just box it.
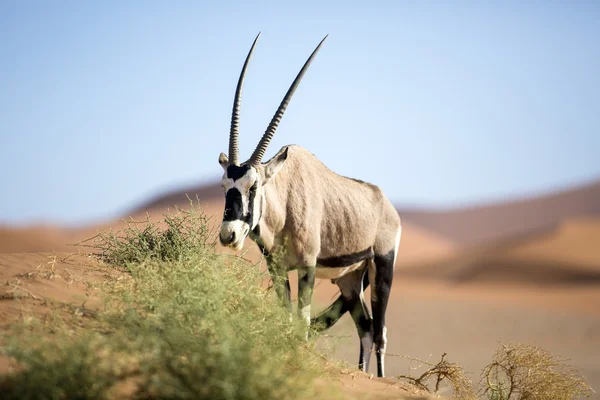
[1,1,599,225]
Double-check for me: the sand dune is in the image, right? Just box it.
[399,178,600,246]
[0,225,77,254]
[3,181,599,290]
[398,217,600,287]
[0,252,432,399]
[0,196,457,276]
[395,223,455,268]
[507,217,600,268]
[1,180,599,397]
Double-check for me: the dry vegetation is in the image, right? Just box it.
[391,344,593,399]
[0,200,595,399]
[480,343,594,400]
[396,353,477,399]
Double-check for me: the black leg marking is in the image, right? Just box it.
[336,268,374,373]
[267,262,291,314]
[372,250,394,378]
[310,296,348,333]
[297,267,316,335]
[310,262,372,333]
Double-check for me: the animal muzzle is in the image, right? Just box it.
[219,220,250,250]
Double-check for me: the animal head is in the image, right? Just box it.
[218,32,327,250]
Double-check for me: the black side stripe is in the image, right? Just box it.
[317,247,374,268]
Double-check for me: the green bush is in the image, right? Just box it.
[1,202,327,400]
[78,199,216,265]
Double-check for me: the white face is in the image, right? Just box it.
[219,165,260,250]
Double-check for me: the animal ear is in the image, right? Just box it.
[219,152,229,170]
[263,147,289,184]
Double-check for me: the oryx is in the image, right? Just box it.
[217,33,401,378]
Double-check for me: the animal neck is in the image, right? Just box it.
[248,164,291,254]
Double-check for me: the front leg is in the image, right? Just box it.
[267,262,292,315]
[297,266,316,336]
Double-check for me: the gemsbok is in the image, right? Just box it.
[218,33,402,378]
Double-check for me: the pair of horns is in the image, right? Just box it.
[228,32,328,167]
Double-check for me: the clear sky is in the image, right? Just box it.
[1,1,599,225]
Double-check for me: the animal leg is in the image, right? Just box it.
[297,266,316,338]
[311,272,371,332]
[310,295,348,333]
[267,263,292,315]
[337,269,374,373]
[370,251,394,378]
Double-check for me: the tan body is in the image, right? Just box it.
[255,145,401,273]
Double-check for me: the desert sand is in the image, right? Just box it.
[1,179,599,398]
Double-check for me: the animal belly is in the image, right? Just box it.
[315,261,365,280]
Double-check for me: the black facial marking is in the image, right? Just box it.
[317,247,374,268]
[244,182,257,226]
[222,182,259,227]
[223,188,244,221]
[226,164,251,181]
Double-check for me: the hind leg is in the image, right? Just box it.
[336,268,374,372]
[310,295,348,333]
[370,251,394,377]
[311,274,371,333]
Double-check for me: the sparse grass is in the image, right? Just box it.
[395,352,477,400]
[480,342,594,400]
[0,200,329,400]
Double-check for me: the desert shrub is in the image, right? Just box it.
[0,331,121,400]
[1,203,328,400]
[396,353,477,400]
[78,197,215,266]
[393,343,594,400]
[480,342,594,400]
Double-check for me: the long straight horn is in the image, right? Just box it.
[248,35,328,167]
[229,32,261,166]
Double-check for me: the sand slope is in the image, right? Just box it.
[507,217,600,268]
[399,178,600,246]
[0,226,76,254]
[397,216,600,288]
[0,251,432,399]
[1,180,599,397]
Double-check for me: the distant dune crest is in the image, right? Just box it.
[1,178,599,287]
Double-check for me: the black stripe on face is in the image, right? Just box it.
[223,188,244,221]
[222,182,259,224]
[245,182,257,226]
[317,247,374,268]
[226,164,251,181]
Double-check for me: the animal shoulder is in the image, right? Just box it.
[283,144,382,194]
